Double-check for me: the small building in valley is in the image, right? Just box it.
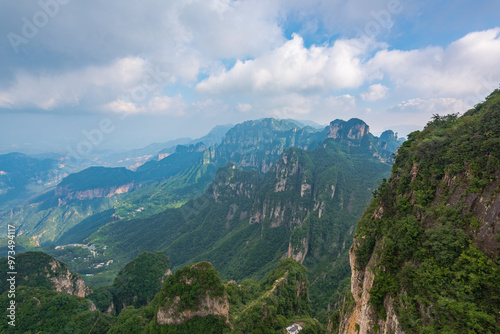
[286,323,302,334]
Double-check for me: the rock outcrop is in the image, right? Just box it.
[328,118,370,141]
[337,244,402,334]
[0,252,91,298]
[335,90,500,333]
[155,262,229,327]
[48,259,92,297]
[157,293,230,325]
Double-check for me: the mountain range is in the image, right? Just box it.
[6,93,498,333]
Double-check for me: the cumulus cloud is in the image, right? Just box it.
[265,94,313,117]
[1,0,498,131]
[325,94,357,111]
[0,57,149,110]
[360,84,388,101]
[0,0,284,80]
[106,94,187,116]
[369,28,500,98]
[240,93,356,125]
[389,97,468,115]
[196,34,368,95]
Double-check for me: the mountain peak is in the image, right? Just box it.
[328,118,370,140]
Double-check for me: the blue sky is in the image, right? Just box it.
[1,0,499,154]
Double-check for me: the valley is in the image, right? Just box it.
[1,89,499,333]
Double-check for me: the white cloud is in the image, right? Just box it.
[0,0,286,83]
[360,84,388,101]
[390,97,468,115]
[369,28,500,98]
[148,95,187,115]
[237,103,253,112]
[177,0,284,59]
[106,100,140,114]
[106,94,187,116]
[0,57,149,110]
[325,94,357,111]
[313,94,358,123]
[266,94,313,117]
[241,93,356,125]
[191,98,230,120]
[196,34,368,95]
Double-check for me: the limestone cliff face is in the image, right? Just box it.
[328,119,370,142]
[48,259,92,298]
[434,170,500,255]
[4,252,92,299]
[287,237,309,264]
[213,118,318,173]
[249,150,311,228]
[336,93,500,333]
[156,293,230,325]
[336,167,500,334]
[337,168,500,334]
[208,165,260,204]
[337,243,403,334]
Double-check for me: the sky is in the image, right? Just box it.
[1,0,500,154]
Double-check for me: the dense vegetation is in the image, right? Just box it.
[0,118,327,246]
[0,251,324,333]
[89,252,171,314]
[230,258,318,333]
[156,261,225,311]
[88,124,394,321]
[0,287,114,334]
[0,252,70,291]
[348,89,500,333]
[0,117,405,332]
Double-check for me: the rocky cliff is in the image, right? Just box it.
[0,252,91,298]
[328,118,370,142]
[157,292,230,325]
[47,258,92,297]
[153,262,229,327]
[336,242,402,334]
[88,124,395,319]
[335,89,500,333]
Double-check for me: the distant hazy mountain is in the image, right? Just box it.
[96,123,234,169]
[0,119,330,245]
[0,152,66,211]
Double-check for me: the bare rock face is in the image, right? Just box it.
[286,238,309,264]
[4,252,92,299]
[48,260,92,298]
[337,245,403,334]
[328,119,370,141]
[157,293,230,326]
[337,168,500,334]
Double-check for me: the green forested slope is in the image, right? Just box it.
[0,252,322,333]
[89,126,393,320]
[89,251,171,315]
[0,119,327,247]
[337,89,500,333]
